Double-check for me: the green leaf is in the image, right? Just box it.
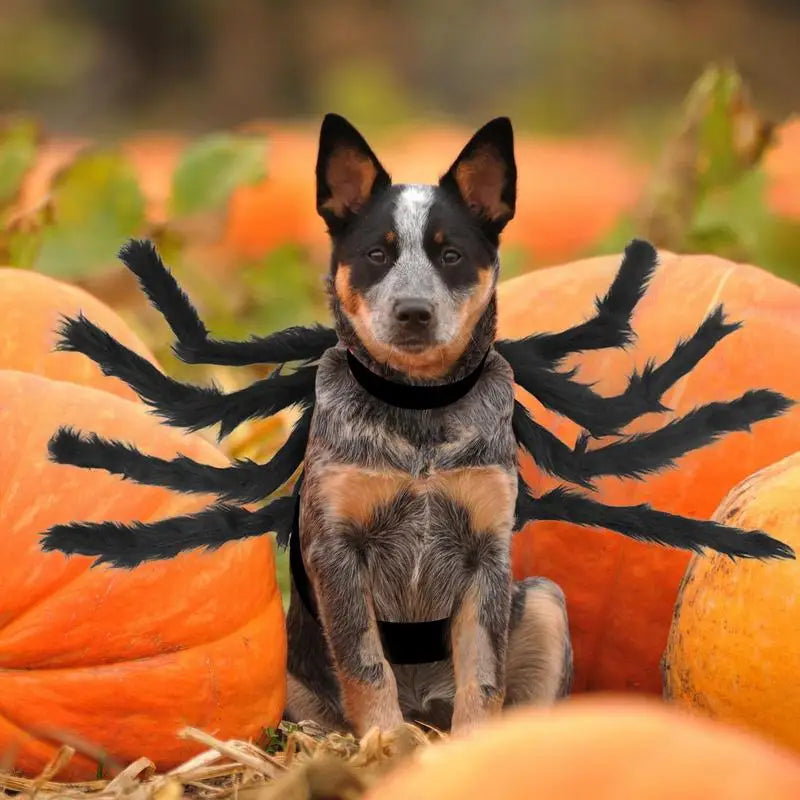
[34,149,145,278]
[170,133,266,217]
[237,243,325,335]
[0,116,38,207]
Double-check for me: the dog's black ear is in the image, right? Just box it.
[439,117,516,237]
[316,113,391,229]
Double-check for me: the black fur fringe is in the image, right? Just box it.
[119,239,336,366]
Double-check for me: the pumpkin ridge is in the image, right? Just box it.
[584,532,626,690]
[0,563,89,637]
[0,583,281,673]
[0,374,51,523]
[0,605,287,778]
[0,708,99,776]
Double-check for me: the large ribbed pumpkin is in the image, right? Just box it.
[664,451,800,754]
[0,267,156,401]
[365,696,800,800]
[0,370,286,780]
[497,250,800,694]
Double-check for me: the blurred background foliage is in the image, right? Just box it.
[1,0,798,604]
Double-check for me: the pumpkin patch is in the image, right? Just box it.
[497,250,800,694]
[664,451,800,754]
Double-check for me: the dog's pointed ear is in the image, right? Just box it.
[439,117,516,237]
[316,113,391,228]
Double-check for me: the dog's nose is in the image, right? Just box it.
[393,299,434,329]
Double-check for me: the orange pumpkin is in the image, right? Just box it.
[664,451,800,754]
[497,250,800,694]
[0,267,157,401]
[764,116,800,220]
[366,696,800,800]
[224,122,326,261]
[0,370,286,780]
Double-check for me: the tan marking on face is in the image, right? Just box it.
[433,230,444,245]
[334,263,362,315]
[319,464,414,526]
[385,230,396,244]
[455,145,512,221]
[321,147,379,217]
[338,265,495,380]
[432,466,515,534]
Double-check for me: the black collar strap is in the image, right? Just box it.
[346,348,489,410]
[289,472,452,665]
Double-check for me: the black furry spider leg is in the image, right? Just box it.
[40,494,296,568]
[514,480,794,560]
[56,314,317,437]
[576,390,794,481]
[512,402,594,488]
[506,305,742,437]
[496,238,658,366]
[119,239,337,365]
[47,402,313,503]
[513,390,793,486]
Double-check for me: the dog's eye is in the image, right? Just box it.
[441,248,462,266]
[367,248,387,265]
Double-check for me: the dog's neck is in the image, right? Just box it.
[330,294,497,386]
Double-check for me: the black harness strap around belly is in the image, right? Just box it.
[288,348,490,666]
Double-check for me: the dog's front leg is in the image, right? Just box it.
[307,535,404,736]
[450,544,512,734]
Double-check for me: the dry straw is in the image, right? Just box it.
[0,720,439,800]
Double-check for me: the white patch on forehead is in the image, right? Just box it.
[393,184,435,252]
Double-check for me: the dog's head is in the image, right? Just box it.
[316,114,516,381]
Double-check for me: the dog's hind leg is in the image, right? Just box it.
[504,577,573,707]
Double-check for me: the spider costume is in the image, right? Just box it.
[41,238,794,663]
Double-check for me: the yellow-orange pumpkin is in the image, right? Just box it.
[0,370,286,779]
[0,267,157,401]
[497,250,800,694]
[365,696,800,800]
[663,451,800,754]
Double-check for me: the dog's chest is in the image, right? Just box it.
[304,350,517,619]
[310,459,516,620]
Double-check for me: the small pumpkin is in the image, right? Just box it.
[0,267,157,401]
[497,250,800,694]
[0,370,286,780]
[663,451,800,754]
[365,696,800,800]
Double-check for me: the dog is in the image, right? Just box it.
[283,114,572,736]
